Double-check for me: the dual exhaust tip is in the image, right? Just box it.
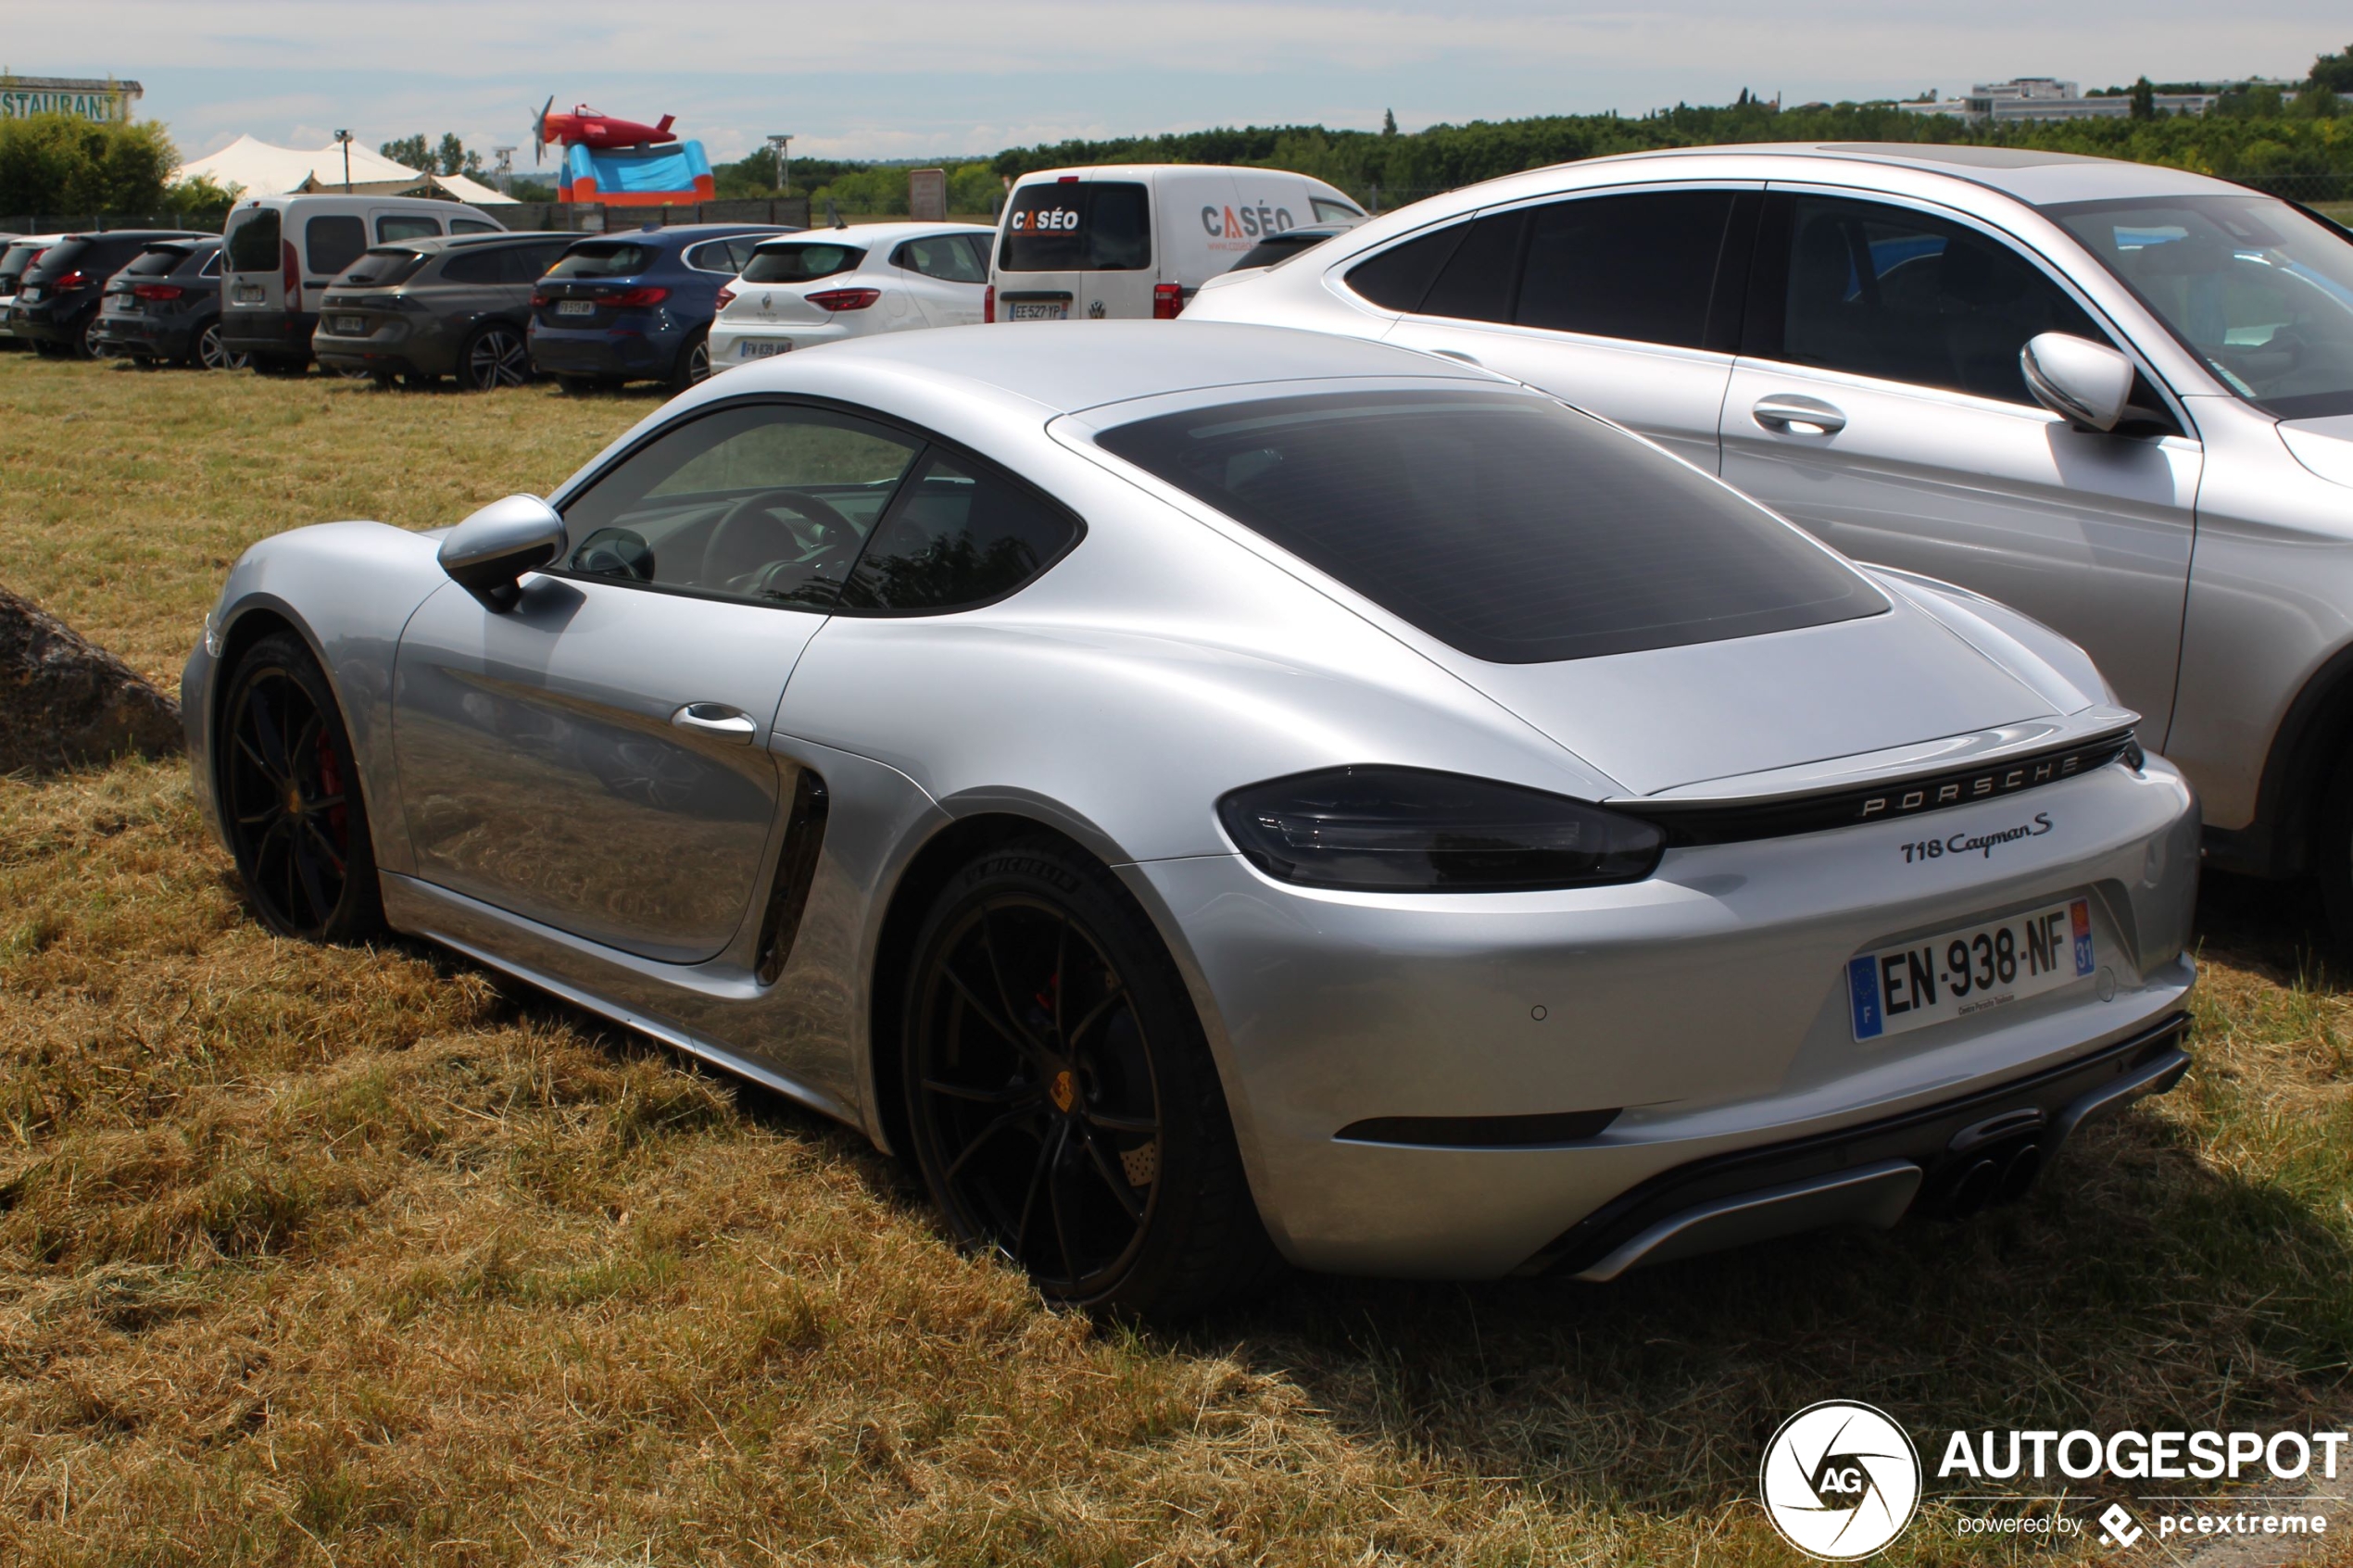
[1922,1106,2049,1220]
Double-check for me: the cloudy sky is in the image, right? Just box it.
[13,1,2349,168]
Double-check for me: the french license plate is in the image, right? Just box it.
[556,298,595,317]
[737,339,790,358]
[331,315,366,335]
[18,287,41,303]
[233,284,264,304]
[116,298,142,315]
[1009,301,1066,320]
[1849,898,2093,1041]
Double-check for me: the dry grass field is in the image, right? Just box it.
[2,349,2351,1566]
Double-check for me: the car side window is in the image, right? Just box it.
[686,241,741,274]
[440,249,503,284]
[306,216,367,276]
[377,215,442,243]
[958,234,993,276]
[560,403,925,610]
[506,242,568,283]
[726,237,766,271]
[450,219,501,235]
[1346,222,1472,311]
[198,249,222,278]
[1761,195,2108,406]
[894,237,986,283]
[837,452,1080,613]
[1514,191,1735,349]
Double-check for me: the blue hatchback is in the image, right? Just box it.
[528,224,798,391]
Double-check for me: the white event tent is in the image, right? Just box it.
[178,134,518,205]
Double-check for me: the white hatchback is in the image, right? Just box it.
[707,222,994,370]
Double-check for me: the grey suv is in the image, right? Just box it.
[313,232,573,389]
[1190,144,2353,942]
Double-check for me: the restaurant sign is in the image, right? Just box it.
[0,76,145,123]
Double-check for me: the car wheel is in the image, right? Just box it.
[461,323,532,392]
[901,836,1277,1317]
[195,324,251,370]
[672,328,711,392]
[218,632,384,944]
[75,316,107,359]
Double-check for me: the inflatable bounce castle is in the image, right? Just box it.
[534,97,716,206]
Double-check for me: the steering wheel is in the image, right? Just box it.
[700,487,858,587]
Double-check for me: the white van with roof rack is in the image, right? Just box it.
[987,164,1363,323]
[220,193,505,370]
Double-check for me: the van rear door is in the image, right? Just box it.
[994,177,1153,320]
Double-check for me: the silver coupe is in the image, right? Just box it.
[186,322,2198,1314]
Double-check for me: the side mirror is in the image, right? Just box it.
[2021,332,2133,433]
[438,495,565,609]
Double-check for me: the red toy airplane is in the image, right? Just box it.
[532,95,677,162]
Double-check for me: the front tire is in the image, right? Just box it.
[901,836,1277,1317]
[218,633,384,943]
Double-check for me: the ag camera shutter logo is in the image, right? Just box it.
[1760,1400,1922,1560]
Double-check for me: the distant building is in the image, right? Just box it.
[0,75,144,123]
[1894,75,2304,122]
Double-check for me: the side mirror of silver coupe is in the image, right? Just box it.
[2021,332,2134,433]
[438,495,566,609]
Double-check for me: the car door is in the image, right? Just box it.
[390,401,926,962]
[1718,190,2201,741]
[892,234,988,326]
[1376,186,1757,470]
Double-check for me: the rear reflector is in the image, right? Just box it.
[1152,282,1184,320]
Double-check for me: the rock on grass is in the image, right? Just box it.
[0,583,182,773]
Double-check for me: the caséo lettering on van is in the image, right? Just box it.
[1202,202,1297,249]
[1010,207,1081,234]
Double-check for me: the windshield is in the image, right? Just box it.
[1095,390,1883,664]
[741,243,865,284]
[2045,193,2353,419]
[545,242,656,280]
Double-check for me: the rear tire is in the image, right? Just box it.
[194,323,250,370]
[900,835,1279,1318]
[671,328,711,392]
[460,322,532,391]
[217,633,384,944]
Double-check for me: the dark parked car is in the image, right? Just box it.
[92,237,247,369]
[0,234,63,351]
[527,223,796,392]
[14,230,209,358]
[1225,222,1353,273]
[313,232,574,390]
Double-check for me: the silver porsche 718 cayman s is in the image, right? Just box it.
[185,321,2196,1314]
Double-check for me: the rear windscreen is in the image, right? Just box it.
[122,245,190,278]
[742,243,865,284]
[226,209,282,273]
[0,243,43,284]
[999,182,1151,272]
[545,243,656,280]
[1095,390,1883,664]
[339,247,430,287]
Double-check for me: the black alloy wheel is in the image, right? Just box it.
[904,838,1277,1316]
[462,323,531,392]
[219,633,384,942]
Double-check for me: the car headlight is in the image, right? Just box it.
[1216,766,1665,893]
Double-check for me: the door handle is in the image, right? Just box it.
[1752,395,1847,435]
[671,702,756,742]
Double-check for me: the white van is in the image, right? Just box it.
[220,194,505,370]
[988,164,1362,323]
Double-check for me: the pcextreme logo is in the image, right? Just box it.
[1759,1400,1923,1560]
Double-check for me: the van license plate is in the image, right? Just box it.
[1848,898,2093,1041]
[1009,302,1066,320]
[738,339,790,358]
[557,299,595,316]
[233,284,264,304]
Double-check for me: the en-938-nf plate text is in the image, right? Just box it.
[1848,898,2094,1041]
